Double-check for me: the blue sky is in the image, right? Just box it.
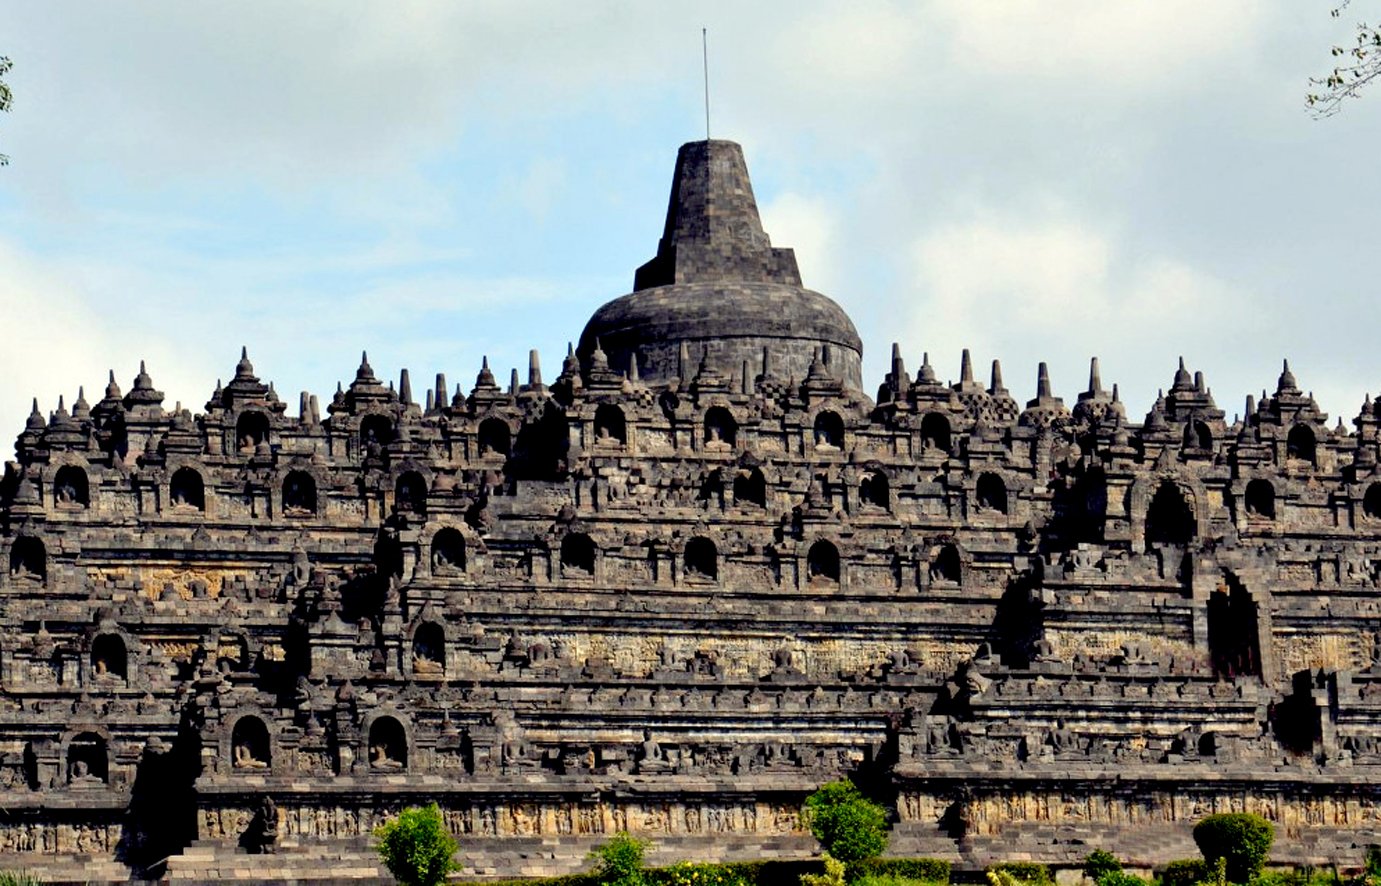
[3,2,1380,446]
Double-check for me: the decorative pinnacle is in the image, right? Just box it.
[399,369,413,406]
[917,352,936,385]
[528,349,542,387]
[1036,362,1052,399]
[960,349,974,384]
[235,346,254,379]
[990,359,1006,394]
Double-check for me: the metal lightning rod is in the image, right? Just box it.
[702,28,711,141]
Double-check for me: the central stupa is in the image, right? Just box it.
[578,140,863,390]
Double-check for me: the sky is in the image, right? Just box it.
[2,2,1380,449]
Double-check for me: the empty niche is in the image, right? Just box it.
[930,544,962,584]
[593,403,627,446]
[91,634,127,681]
[813,411,844,449]
[431,528,466,573]
[170,467,205,511]
[684,537,718,580]
[1244,479,1276,520]
[920,412,951,452]
[807,540,840,584]
[368,717,407,770]
[231,716,270,769]
[561,533,596,575]
[733,467,766,507]
[859,471,889,509]
[976,472,1008,514]
[477,418,511,457]
[235,411,270,452]
[282,471,317,516]
[1365,483,1381,521]
[395,471,427,513]
[54,465,89,508]
[1145,480,1194,548]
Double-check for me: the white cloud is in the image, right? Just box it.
[760,192,839,293]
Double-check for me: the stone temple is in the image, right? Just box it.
[2,139,1381,882]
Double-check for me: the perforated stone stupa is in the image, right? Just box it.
[2,139,1380,882]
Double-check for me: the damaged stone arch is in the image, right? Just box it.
[476,414,513,458]
[279,465,324,517]
[1205,569,1272,683]
[858,463,891,510]
[408,617,447,677]
[233,409,271,453]
[1130,473,1204,552]
[426,523,470,576]
[392,463,433,514]
[7,534,46,584]
[925,538,966,588]
[62,726,110,786]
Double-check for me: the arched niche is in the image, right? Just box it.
[54,465,89,508]
[231,716,271,770]
[170,467,205,511]
[235,412,270,452]
[813,411,844,450]
[360,414,395,449]
[733,467,766,507]
[684,537,718,580]
[860,471,889,509]
[561,533,596,575]
[10,537,45,581]
[477,417,512,457]
[91,634,127,681]
[368,716,407,770]
[1184,420,1213,451]
[1244,479,1276,520]
[1365,482,1381,521]
[1287,424,1317,465]
[395,471,427,513]
[1145,480,1194,548]
[1208,576,1262,679]
[67,732,107,786]
[976,472,1008,514]
[593,403,627,446]
[704,407,738,449]
[282,471,317,516]
[431,527,466,574]
[807,539,840,584]
[930,544,962,584]
[920,412,951,452]
[411,622,445,677]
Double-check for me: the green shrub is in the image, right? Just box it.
[590,832,650,886]
[851,858,951,884]
[1161,860,1211,886]
[654,861,753,886]
[1085,850,1123,882]
[987,862,1053,886]
[802,853,848,886]
[372,803,461,886]
[1193,814,1275,883]
[0,874,42,886]
[801,781,890,864]
[855,876,943,886]
[1097,873,1151,886]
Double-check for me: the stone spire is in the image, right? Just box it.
[633,140,800,290]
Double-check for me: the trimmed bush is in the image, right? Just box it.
[372,803,461,886]
[802,853,848,886]
[590,832,650,886]
[654,861,753,886]
[1085,850,1123,882]
[1193,814,1275,883]
[801,781,890,864]
[852,858,951,884]
[1161,859,1210,886]
[987,862,1053,886]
